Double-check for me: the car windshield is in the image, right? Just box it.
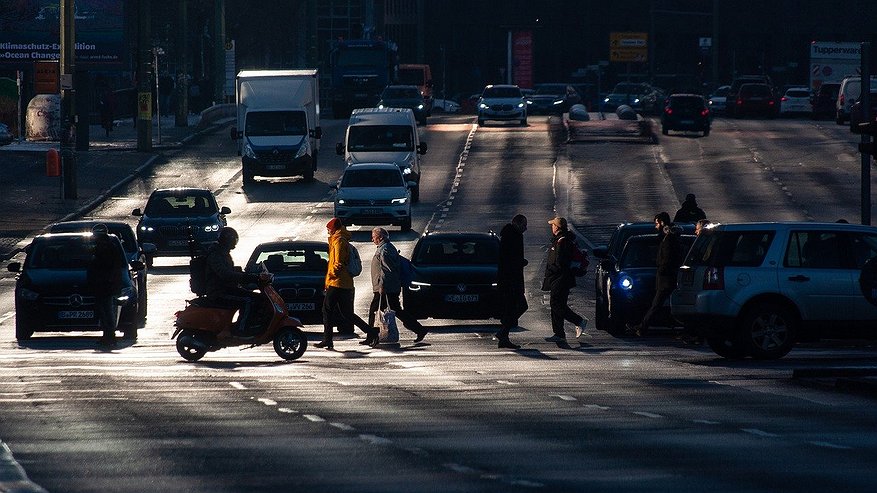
[347,125,413,152]
[252,246,329,273]
[26,236,123,270]
[414,238,499,265]
[143,192,218,217]
[712,87,730,97]
[245,111,307,137]
[482,86,522,98]
[620,239,659,268]
[341,169,404,188]
[382,87,420,99]
[50,224,137,254]
[534,84,566,96]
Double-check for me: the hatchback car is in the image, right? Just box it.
[8,232,140,341]
[529,83,581,114]
[403,231,501,320]
[477,84,527,126]
[332,162,413,231]
[378,85,428,124]
[661,94,710,136]
[132,188,230,267]
[810,83,840,120]
[602,82,653,112]
[779,87,813,115]
[244,240,329,326]
[835,76,877,124]
[707,85,731,114]
[672,222,877,360]
[725,75,773,117]
[733,83,777,118]
[48,220,155,324]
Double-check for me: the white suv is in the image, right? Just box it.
[671,222,877,359]
[331,162,413,232]
[477,84,527,126]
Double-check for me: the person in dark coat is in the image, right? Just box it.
[205,227,269,336]
[542,217,589,343]
[627,212,684,337]
[496,214,528,349]
[673,193,706,224]
[366,227,423,346]
[90,224,127,347]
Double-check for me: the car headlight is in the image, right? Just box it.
[203,224,220,233]
[18,287,39,301]
[378,104,386,109]
[337,198,346,205]
[479,102,488,109]
[295,137,310,159]
[409,280,430,291]
[243,142,257,159]
[619,275,634,290]
[517,102,525,108]
[633,98,641,104]
[417,104,424,110]
[391,197,408,204]
[553,99,564,105]
[526,100,532,105]
[115,287,135,305]
[139,225,154,233]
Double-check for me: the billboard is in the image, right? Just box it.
[512,30,533,89]
[0,0,125,68]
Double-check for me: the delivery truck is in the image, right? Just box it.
[233,69,321,183]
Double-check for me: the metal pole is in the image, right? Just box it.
[154,48,161,145]
[16,70,22,143]
[175,0,189,128]
[712,0,719,87]
[507,30,512,85]
[60,0,77,199]
[137,0,152,151]
[861,42,872,226]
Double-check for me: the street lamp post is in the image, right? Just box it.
[60,0,76,199]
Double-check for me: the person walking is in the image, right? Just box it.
[366,227,427,345]
[626,212,684,337]
[89,224,126,347]
[542,217,589,343]
[318,218,374,350]
[496,214,528,349]
[673,193,706,224]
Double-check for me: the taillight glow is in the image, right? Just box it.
[781,96,788,102]
[703,267,724,290]
[665,107,673,115]
[737,98,743,105]
[700,108,710,117]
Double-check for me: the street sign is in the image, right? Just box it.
[610,32,648,63]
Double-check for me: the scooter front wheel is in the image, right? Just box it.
[176,330,208,361]
[274,327,307,361]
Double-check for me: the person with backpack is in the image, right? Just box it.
[542,217,589,343]
[626,212,684,337]
[365,227,427,346]
[318,218,374,350]
[496,214,529,349]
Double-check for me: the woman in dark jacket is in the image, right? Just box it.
[496,214,528,349]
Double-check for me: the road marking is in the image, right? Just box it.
[809,441,852,450]
[0,312,13,325]
[359,434,393,445]
[632,411,664,419]
[445,463,479,474]
[551,394,577,401]
[257,398,277,406]
[330,422,355,431]
[741,428,779,438]
[496,380,519,385]
[277,408,297,414]
[229,382,247,390]
[692,419,720,425]
[583,404,610,411]
[303,414,325,422]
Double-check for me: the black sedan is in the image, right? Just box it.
[403,232,501,320]
[244,240,329,326]
[8,232,141,341]
[661,94,710,136]
[528,83,581,115]
[603,233,695,334]
[377,84,428,124]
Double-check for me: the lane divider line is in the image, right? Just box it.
[741,428,780,438]
[303,414,325,422]
[632,411,664,419]
[229,382,247,390]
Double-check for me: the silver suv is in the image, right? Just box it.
[671,222,877,359]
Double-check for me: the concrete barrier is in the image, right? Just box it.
[568,104,590,121]
[616,105,637,121]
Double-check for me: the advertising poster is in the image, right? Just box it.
[512,30,533,90]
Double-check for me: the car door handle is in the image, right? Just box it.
[788,275,810,282]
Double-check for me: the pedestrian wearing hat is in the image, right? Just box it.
[318,218,374,349]
[542,217,589,343]
[673,193,706,224]
[496,214,529,349]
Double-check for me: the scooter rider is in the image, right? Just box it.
[205,227,270,336]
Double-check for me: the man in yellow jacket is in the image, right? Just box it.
[318,218,375,349]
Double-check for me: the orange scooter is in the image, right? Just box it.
[172,273,308,361]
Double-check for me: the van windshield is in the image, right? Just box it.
[246,111,307,137]
[347,125,414,152]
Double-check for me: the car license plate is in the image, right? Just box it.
[680,120,694,125]
[445,294,479,303]
[168,239,188,247]
[287,303,315,311]
[362,208,381,215]
[266,164,286,170]
[58,310,94,319]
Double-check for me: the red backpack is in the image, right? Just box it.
[562,237,590,277]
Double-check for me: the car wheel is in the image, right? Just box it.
[242,166,255,185]
[662,126,669,135]
[411,186,420,203]
[15,312,35,341]
[400,216,412,232]
[703,128,710,137]
[706,336,747,359]
[418,117,427,125]
[739,302,798,360]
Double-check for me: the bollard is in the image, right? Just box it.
[46,148,60,177]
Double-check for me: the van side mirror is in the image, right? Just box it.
[220,206,232,215]
[7,262,21,273]
[311,127,323,139]
[230,127,239,140]
[336,143,345,155]
[132,208,143,217]
[417,142,428,155]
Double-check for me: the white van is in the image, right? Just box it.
[835,75,877,124]
[335,108,427,202]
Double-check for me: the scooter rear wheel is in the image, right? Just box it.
[176,330,208,361]
[274,327,307,361]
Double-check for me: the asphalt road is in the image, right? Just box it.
[1,113,877,492]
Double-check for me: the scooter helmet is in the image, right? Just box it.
[218,227,239,249]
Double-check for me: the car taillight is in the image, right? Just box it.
[700,108,709,117]
[736,98,743,105]
[703,267,724,290]
[768,100,775,106]
[665,107,673,115]
[781,96,788,102]
[840,94,845,105]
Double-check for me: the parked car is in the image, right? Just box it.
[0,122,13,146]
[331,162,413,231]
[528,83,581,114]
[132,187,230,267]
[672,222,877,360]
[592,222,695,333]
[48,220,154,324]
[661,94,710,136]
[244,240,329,326]
[779,87,813,115]
[810,83,840,120]
[402,231,501,320]
[477,84,527,126]
[377,85,428,124]
[8,232,141,341]
[836,76,877,124]
[726,75,773,117]
[603,233,696,333]
[432,98,461,113]
[707,85,731,114]
[732,83,777,118]
[602,82,654,112]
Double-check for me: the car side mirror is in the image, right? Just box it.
[311,127,323,139]
[132,208,143,217]
[336,143,345,155]
[130,260,145,271]
[220,206,231,215]
[7,262,21,273]
[230,127,239,140]
[417,142,428,155]
[141,242,157,255]
[329,184,338,191]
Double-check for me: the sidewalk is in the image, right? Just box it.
[0,112,234,261]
